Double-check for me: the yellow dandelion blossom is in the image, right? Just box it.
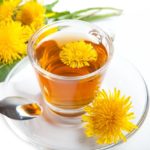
[59,41,98,68]
[0,21,32,64]
[82,88,137,144]
[0,0,20,21]
[30,17,45,31]
[16,0,45,31]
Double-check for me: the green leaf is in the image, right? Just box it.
[0,61,19,82]
[71,7,122,20]
[0,0,3,4]
[73,7,122,15]
[81,13,121,22]
[52,7,122,21]
[45,0,59,13]
[47,11,71,20]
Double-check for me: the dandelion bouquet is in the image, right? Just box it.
[0,0,122,81]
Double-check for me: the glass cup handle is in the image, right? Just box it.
[109,32,115,42]
[89,29,115,43]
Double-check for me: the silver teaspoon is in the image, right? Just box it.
[0,96,42,120]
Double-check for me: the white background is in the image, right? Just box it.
[0,0,150,149]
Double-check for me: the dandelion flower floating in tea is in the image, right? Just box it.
[0,21,32,64]
[82,88,138,144]
[60,41,98,68]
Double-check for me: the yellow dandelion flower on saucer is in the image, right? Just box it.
[0,0,20,21]
[60,41,98,68]
[82,88,137,144]
[0,21,32,64]
[16,0,45,31]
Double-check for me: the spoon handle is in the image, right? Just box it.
[0,100,6,112]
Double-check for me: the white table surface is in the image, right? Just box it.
[0,0,150,149]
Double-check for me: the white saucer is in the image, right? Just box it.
[0,56,149,150]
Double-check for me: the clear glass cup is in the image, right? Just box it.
[27,20,114,116]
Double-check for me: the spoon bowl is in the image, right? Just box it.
[0,97,42,120]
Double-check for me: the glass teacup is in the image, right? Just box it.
[27,20,113,116]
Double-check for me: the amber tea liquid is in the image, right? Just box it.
[35,39,108,110]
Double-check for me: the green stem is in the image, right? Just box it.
[81,13,122,21]
[73,7,122,15]
[44,0,59,13]
[50,11,71,20]
[52,7,122,21]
